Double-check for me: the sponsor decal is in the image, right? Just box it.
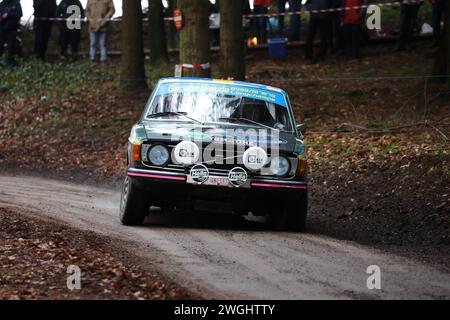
[212,134,287,147]
[190,164,209,184]
[228,167,248,187]
[156,82,288,108]
[188,132,211,141]
[179,148,195,158]
[247,154,263,165]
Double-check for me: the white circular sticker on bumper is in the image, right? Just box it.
[228,167,248,187]
[190,164,209,184]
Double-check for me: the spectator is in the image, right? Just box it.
[430,0,446,47]
[209,0,220,47]
[395,0,424,51]
[243,0,252,42]
[33,0,57,61]
[86,0,115,63]
[0,0,22,67]
[56,0,84,60]
[328,0,343,54]
[412,0,423,33]
[343,0,368,59]
[304,0,332,63]
[254,0,271,44]
[278,0,302,41]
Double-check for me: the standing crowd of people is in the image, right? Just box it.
[0,0,115,67]
[252,0,447,63]
[0,0,447,67]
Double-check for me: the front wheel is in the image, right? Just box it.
[119,176,151,226]
[270,192,308,232]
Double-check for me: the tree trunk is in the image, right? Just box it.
[178,0,211,78]
[167,0,178,50]
[433,1,450,89]
[220,0,245,80]
[121,0,147,90]
[148,0,169,65]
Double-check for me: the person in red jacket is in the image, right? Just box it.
[430,0,446,47]
[343,0,367,59]
[253,0,271,43]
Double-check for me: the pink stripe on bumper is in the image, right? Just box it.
[127,172,186,182]
[251,182,307,190]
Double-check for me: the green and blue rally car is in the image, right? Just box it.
[120,78,308,231]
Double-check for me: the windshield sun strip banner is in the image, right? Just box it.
[156,82,288,108]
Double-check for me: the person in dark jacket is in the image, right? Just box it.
[253,0,271,44]
[0,0,22,66]
[328,0,343,54]
[304,0,332,63]
[278,0,302,40]
[56,0,84,59]
[430,0,446,47]
[395,0,424,51]
[33,0,57,60]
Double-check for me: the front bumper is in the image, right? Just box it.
[127,167,307,214]
[127,167,307,191]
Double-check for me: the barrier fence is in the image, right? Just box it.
[31,0,424,22]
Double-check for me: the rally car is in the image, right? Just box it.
[120,78,308,231]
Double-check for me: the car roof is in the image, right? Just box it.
[158,77,288,96]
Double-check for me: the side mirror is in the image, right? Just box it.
[296,123,306,136]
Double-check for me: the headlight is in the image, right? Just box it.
[148,145,169,166]
[270,156,290,176]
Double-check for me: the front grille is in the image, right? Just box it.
[141,141,296,180]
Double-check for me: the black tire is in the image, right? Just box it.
[119,176,151,226]
[271,192,308,232]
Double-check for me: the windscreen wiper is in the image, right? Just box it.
[219,117,278,132]
[147,111,203,124]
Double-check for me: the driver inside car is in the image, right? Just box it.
[232,101,277,128]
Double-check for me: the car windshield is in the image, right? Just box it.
[145,82,293,131]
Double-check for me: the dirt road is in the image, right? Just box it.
[0,175,449,299]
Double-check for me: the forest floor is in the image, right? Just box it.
[0,207,190,300]
[0,40,449,298]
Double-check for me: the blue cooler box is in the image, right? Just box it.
[268,38,288,58]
